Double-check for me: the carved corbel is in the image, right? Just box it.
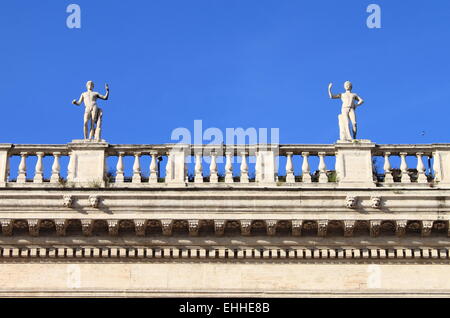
[343,220,355,237]
[371,196,382,209]
[317,220,328,237]
[291,220,303,236]
[370,220,381,237]
[161,220,173,236]
[81,219,94,236]
[107,220,119,236]
[266,220,277,236]
[240,220,252,236]
[1,219,13,236]
[28,219,40,237]
[421,220,433,237]
[396,220,407,237]
[188,220,200,236]
[55,219,68,236]
[345,196,357,209]
[134,219,147,236]
[89,195,100,208]
[214,220,225,236]
[63,195,73,208]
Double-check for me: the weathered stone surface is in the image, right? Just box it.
[0,141,449,297]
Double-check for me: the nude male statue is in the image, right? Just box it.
[72,81,109,141]
[328,81,364,140]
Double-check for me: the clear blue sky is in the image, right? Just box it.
[1,0,449,145]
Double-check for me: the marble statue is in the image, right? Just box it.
[72,81,109,141]
[328,81,364,141]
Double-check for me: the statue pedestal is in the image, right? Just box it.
[432,144,450,187]
[335,139,376,188]
[0,144,12,187]
[165,146,188,187]
[68,140,109,187]
[256,150,277,186]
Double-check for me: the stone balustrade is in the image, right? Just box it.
[0,144,70,186]
[372,145,438,184]
[1,141,450,188]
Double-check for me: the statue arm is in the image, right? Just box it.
[355,95,364,107]
[328,83,341,99]
[72,94,83,106]
[98,84,109,100]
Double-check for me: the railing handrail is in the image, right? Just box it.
[8,145,70,156]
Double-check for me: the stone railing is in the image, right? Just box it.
[373,145,436,184]
[1,140,450,188]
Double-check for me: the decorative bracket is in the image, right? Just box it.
[266,220,277,236]
[240,220,252,236]
[396,220,407,237]
[370,220,381,237]
[1,219,13,236]
[343,220,355,237]
[107,220,119,236]
[421,220,433,237]
[134,219,147,236]
[81,219,94,236]
[55,219,68,236]
[161,220,173,236]
[188,220,200,237]
[28,219,40,237]
[291,220,303,236]
[317,220,328,237]
[214,220,225,236]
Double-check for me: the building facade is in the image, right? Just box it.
[0,140,449,297]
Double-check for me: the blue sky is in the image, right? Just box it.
[1,0,449,145]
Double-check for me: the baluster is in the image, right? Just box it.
[225,152,234,183]
[165,152,173,182]
[33,152,44,183]
[318,152,328,183]
[400,152,411,183]
[416,152,427,183]
[194,152,203,183]
[132,152,142,183]
[383,152,393,183]
[209,152,218,183]
[50,152,61,183]
[240,152,249,183]
[67,152,75,182]
[6,154,10,182]
[301,152,311,183]
[255,152,263,183]
[285,152,295,183]
[149,152,158,183]
[17,152,28,183]
[115,152,125,183]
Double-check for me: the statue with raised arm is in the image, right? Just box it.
[72,81,109,141]
[328,81,364,141]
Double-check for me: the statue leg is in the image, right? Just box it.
[83,112,90,140]
[94,108,103,141]
[349,109,357,139]
[340,109,352,140]
[89,109,97,140]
